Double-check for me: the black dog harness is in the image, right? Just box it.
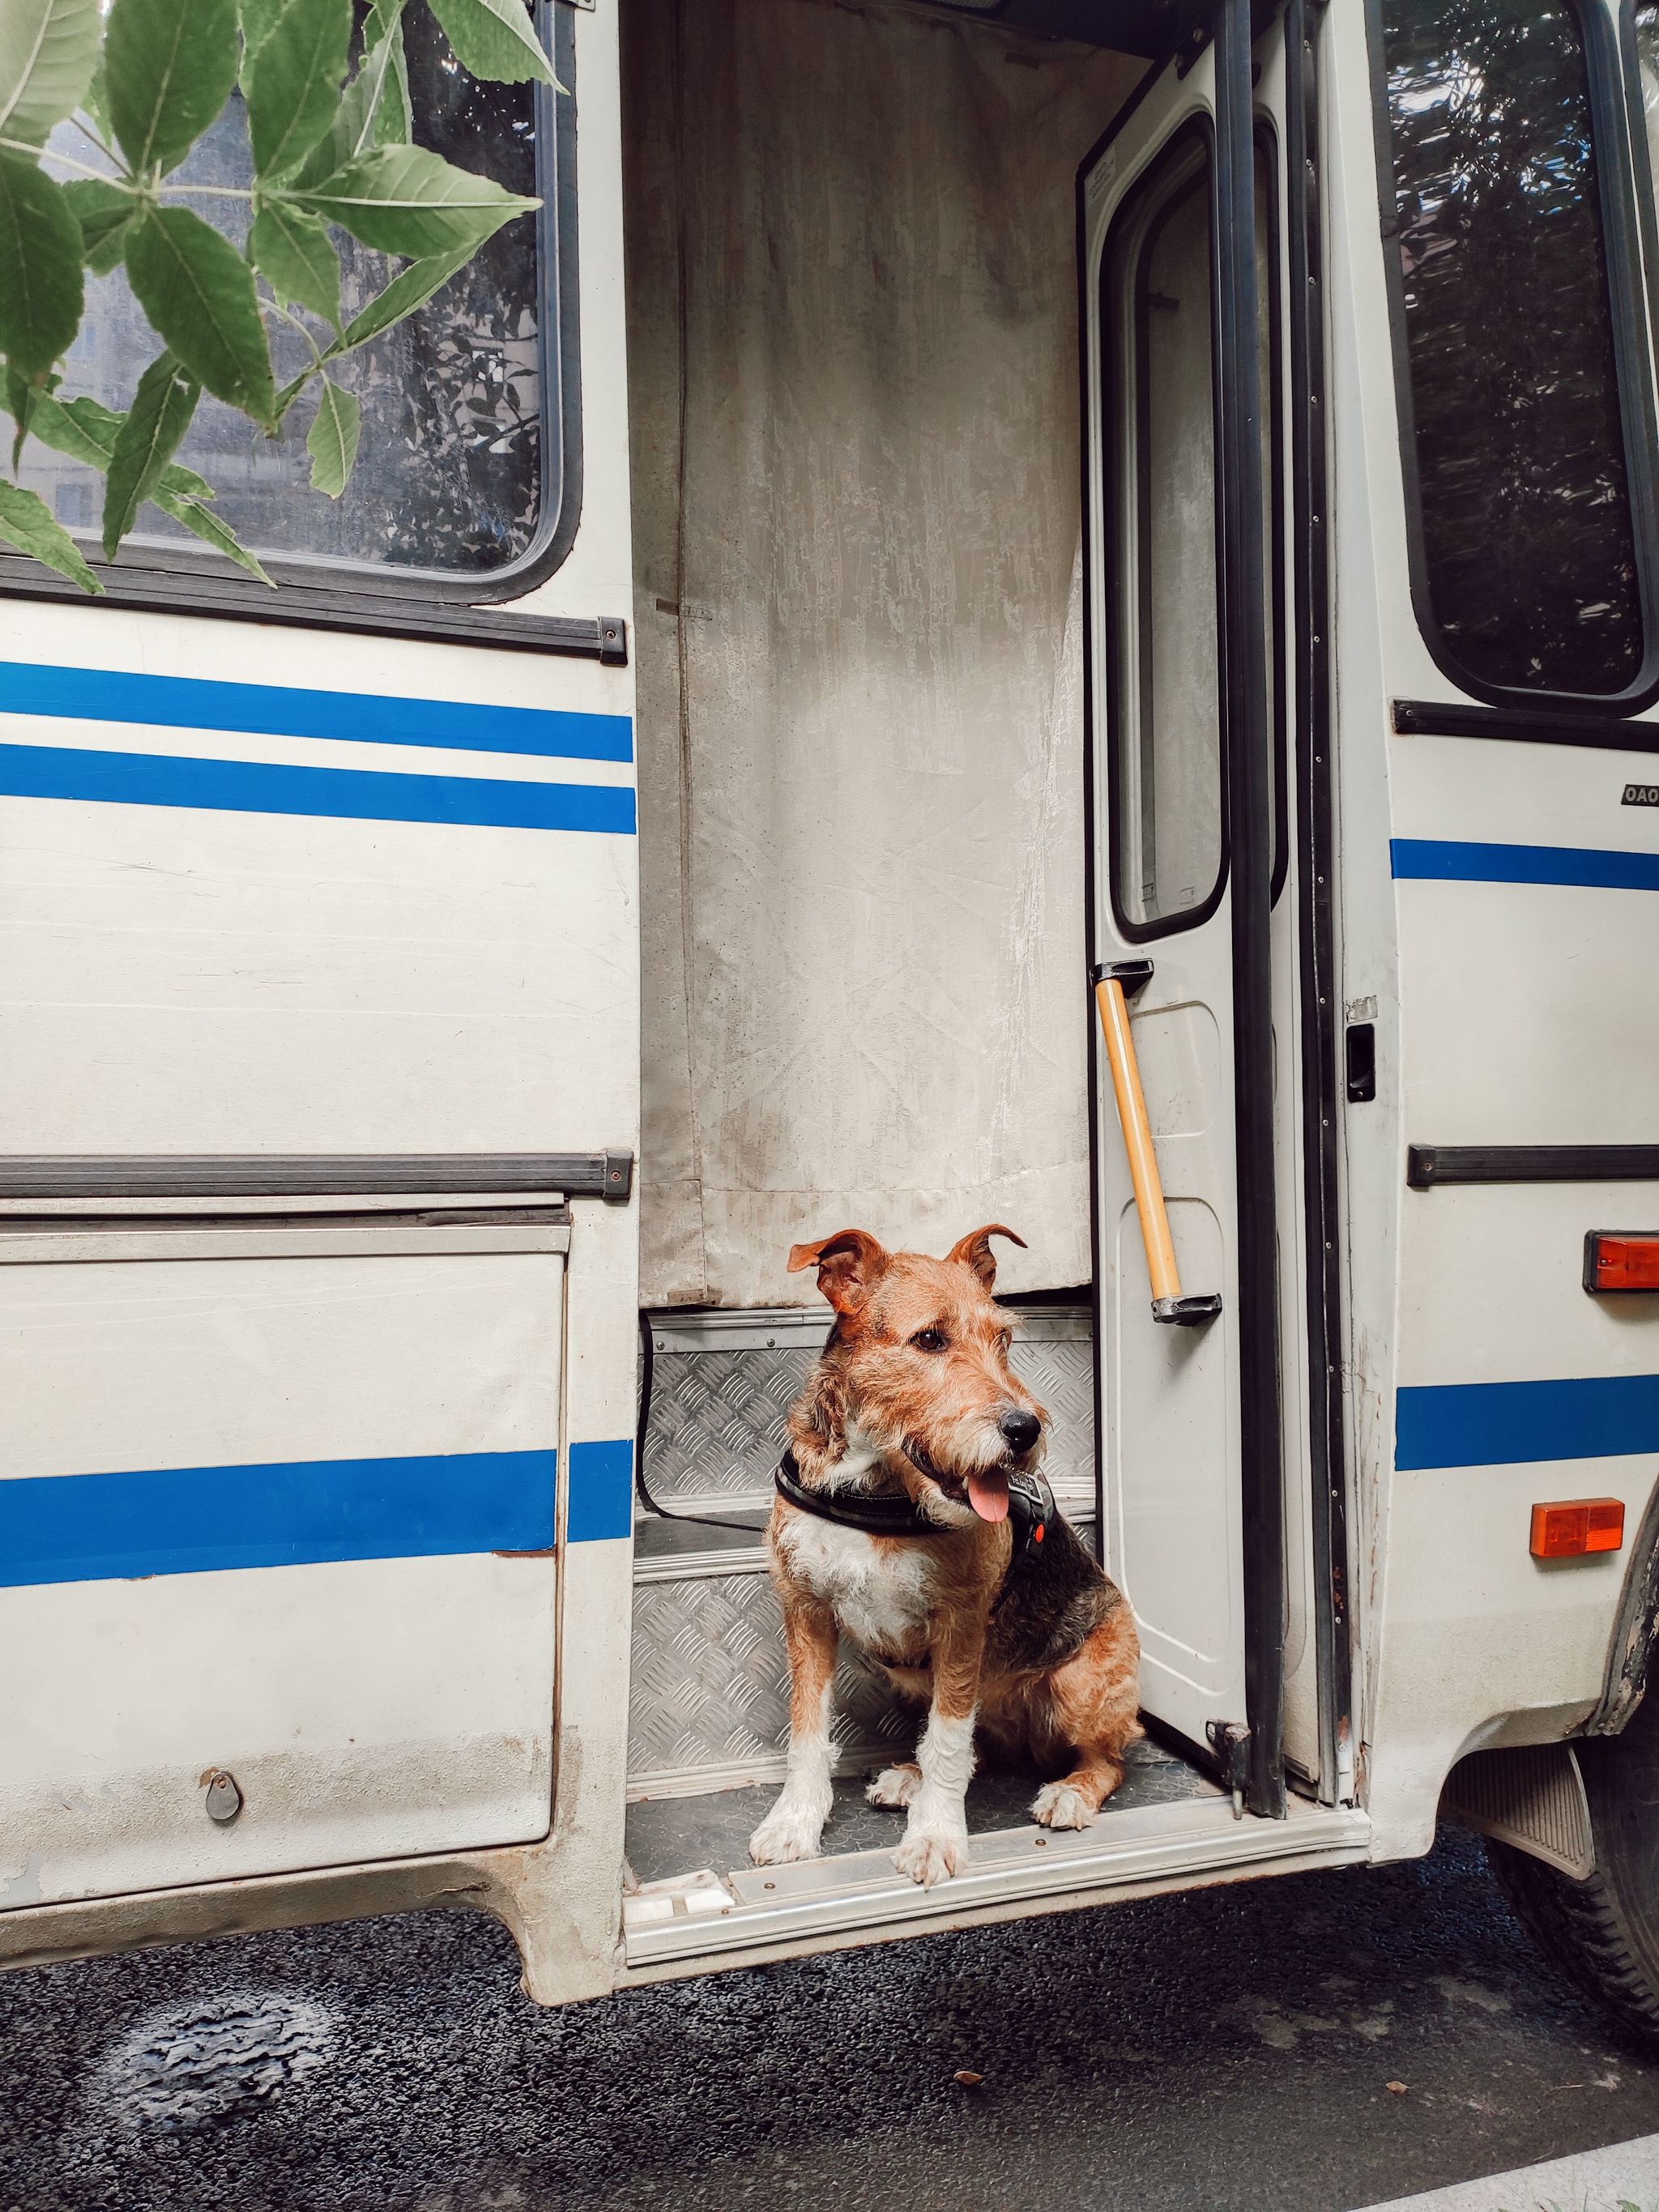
[774,1447,1057,1579]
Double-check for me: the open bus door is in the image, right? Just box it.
[0,0,638,1967]
[1082,0,1346,1818]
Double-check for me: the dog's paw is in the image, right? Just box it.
[893,1824,969,1887]
[866,1763,923,1810]
[1030,1780,1097,1831]
[748,1808,824,1866]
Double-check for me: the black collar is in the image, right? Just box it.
[774,1448,1058,1574]
[774,1448,945,1535]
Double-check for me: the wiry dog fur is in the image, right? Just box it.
[751,1225,1142,1886]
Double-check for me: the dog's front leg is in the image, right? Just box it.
[749,1589,839,1865]
[892,1622,983,1888]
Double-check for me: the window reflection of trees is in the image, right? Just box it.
[25,3,543,577]
[1382,0,1641,694]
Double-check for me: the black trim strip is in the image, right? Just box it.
[1218,0,1286,1822]
[1409,1144,1659,1189]
[0,5,592,640]
[0,1152,635,1201]
[1287,0,1352,1812]
[1393,697,1659,754]
[0,560,627,659]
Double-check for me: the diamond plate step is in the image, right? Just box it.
[640,1302,1095,1513]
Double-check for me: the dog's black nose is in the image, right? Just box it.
[999,1408,1041,1456]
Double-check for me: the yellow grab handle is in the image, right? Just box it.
[1094,970,1222,1327]
[1094,974,1183,1305]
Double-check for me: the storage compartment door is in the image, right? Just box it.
[0,1221,565,1907]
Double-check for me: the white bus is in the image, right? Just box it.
[5,0,1659,2032]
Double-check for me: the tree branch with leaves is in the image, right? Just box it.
[0,0,553,592]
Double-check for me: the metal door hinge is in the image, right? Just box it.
[1207,1720,1252,1818]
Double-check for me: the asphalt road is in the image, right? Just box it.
[5,1827,1659,2212]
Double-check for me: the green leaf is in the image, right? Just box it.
[331,241,469,352]
[103,348,199,557]
[0,479,102,591]
[62,177,135,274]
[242,0,352,181]
[291,2,408,188]
[249,201,339,324]
[426,0,552,87]
[15,384,115,467]
[291,143,537,259]
[305,374,358,496]
[0,154,83,377]
[106,0,239,177]
[0,0,102,150]
[153,488,273,582]
[37,390,124,466]
[237,0,288,55]
[9,379,35,469]
[19,384,213,502]
[272,365,313,422]
[79,50,110,141]
[126,203,275,420]
[23,369,265,587]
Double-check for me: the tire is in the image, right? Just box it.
[1488,1688,1659,2044]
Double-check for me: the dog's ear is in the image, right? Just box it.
[787,1228,888,1315]
[945,1223,1027,1289]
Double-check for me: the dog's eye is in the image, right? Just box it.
[911,1328,949,1353]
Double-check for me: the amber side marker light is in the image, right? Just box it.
[1584,1232,1659,1293]
[1530,1498,1625,1560]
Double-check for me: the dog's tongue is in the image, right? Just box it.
[966,1468,1010,1524]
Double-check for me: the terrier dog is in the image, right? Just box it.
[750,1225,1141,1886]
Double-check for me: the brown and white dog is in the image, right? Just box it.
[750,1225,1141,1887]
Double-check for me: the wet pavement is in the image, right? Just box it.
[4,1826,1659,2212]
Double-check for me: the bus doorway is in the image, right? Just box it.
[614,0,1366,1976]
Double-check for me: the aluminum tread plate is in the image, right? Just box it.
[628,1572,914,1789]
[639,1312,1096,1511]
[624,1738,1220,1886]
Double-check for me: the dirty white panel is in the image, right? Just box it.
[0,1554,554,1907]
[0,1248,561,1477]
[1112,1198,1241,1705]
[0,1234,563,1905]
[0,794,635,1154]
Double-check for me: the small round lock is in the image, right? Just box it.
[203,1770,244,1825]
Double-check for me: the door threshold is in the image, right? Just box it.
[621,1792,1370,1970]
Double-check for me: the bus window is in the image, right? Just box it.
[1101,128,1278,939]
[20,6,550,582]
[1378,0,1644,698]
[1103,128,1222,937]
[1633,8,1659,222]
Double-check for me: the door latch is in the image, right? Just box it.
[1206,1720,1252,1818]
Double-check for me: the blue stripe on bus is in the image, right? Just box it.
[565,1438,634,1543]
[0,1450,557,1586]
[0,742,636,836]
[0,660,633,764]
[1392,839,1659,893]
[1396,1374,1659,1471]
[0,1439,637,1585]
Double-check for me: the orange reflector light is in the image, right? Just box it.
[1584,1233,1659,1293]
[1529,1497,1625,1559]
